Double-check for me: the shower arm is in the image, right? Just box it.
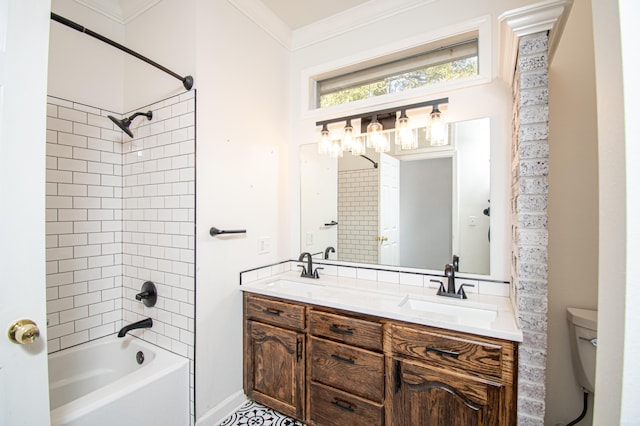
[50,13,194,91]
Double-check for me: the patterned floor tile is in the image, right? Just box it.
[218,400,306,426]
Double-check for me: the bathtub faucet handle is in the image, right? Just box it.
[135,291,150,300]
[135,281,157,307]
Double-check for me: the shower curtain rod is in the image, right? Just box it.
[50,13,194,91]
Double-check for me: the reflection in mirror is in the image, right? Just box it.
[300,118,490,275]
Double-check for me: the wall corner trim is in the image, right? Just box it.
[227,0,292,50]
[497,0,574,83]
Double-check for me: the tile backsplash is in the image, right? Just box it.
[240,260,510,297]
[45,92,195,420]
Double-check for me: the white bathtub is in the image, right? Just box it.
[49,335,189,426]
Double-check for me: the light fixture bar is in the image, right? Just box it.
[315,97,448,127]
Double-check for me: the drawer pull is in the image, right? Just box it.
[331,353,355,364]
[331,398,355,412]
[262,308,282,316]
[425,346,460,359]
[330,324,354,335]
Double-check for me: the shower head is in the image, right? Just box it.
[108,111,153,138]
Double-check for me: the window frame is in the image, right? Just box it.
[301,16,492,120]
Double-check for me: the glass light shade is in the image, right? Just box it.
[396,112,416,150]
[373,133,390,153]
[341,122,354,152]
[350,136,366,156]
[329,139,343,158]
[318,125,331,154]
[428,108,448,146]
[366,117,383,148]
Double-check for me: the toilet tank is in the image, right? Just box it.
[567,307,597,393]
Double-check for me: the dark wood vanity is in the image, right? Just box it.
[243,292,517,425]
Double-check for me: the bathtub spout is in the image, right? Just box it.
[117,318,153,338]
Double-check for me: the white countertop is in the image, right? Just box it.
[240,271,523,342]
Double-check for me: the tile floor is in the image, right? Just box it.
[219,400,305,426]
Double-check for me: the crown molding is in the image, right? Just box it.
[73,0,162,25]
[227,0,292,50]
[291,0,436,51]
[498,0,573,82]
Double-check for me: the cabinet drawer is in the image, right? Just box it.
[244,294,305,331]
[309,381,383,426]
[388,323,505,379]
[309,336,384,402]
[309,310,382,351]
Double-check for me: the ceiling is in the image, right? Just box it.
[73,0,370,29]
[260,0,370,30]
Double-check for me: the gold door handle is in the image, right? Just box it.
[8,319,40,345]
[374,236,388,243]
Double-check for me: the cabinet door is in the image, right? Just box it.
[388,357,503,426]
[245,321,305,420]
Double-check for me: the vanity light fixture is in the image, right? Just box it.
[315,97,448,158]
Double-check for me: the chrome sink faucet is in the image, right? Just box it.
[435,263,473,299]
[298,252,322,279]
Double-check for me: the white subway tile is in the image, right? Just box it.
[73,147,100,162]
[59,233,88,247]
[58,209,87,221]
[75,315,102,331]
[58,132,87,148]
[87,161,114,175]
[58,257,87,273]
[73,197,100,209]
[48,117,73,133]
[46,272,74,288]
[47,170,73,183]
[58,158,87,172]
[58,184,87,197]
[88,185,114,198]
[60,306,88,323]
[46,209,58,222]
[87,138,114,152]
[74,268,102,282]
[89,323,114,340]
[46,247,73,261]
[47,287,59,301]
[47,143,73,158]
[60,330,89,349]
[47,322,75,339]
[74,221,101,233]
[73,172,101,185]
[88,277,114,292]
[74,292,102,307]
[74,123,101,138]
[88,300,115,316]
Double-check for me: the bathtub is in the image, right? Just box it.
[49,335,189,426]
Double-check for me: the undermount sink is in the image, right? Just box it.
[398,295,498,325]
[264,279,326,292]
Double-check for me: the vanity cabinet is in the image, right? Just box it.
[307,310,385,426]
[384,323,517,426]
[244,294,306,420]
[243,292,517,426]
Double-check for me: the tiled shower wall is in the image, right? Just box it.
[46,97,125,351]
[337,168,379,263]
[45,91,196,418]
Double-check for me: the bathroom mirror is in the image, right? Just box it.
[300,117,490,275]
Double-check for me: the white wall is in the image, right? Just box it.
[48,0,124,112]
[194,1,290,423]
[591,0,640,423]
[547,0,599,423]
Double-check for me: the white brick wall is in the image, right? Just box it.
[512,32,550,425]
[337,169,379,263]
[45,92,196,422]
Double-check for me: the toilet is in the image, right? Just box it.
[567,307,598,393]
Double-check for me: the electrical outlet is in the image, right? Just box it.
[468,215,477,226]
[306,232,314,245]
[258,237,271,254]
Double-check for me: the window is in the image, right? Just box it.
[317,33,478,108]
